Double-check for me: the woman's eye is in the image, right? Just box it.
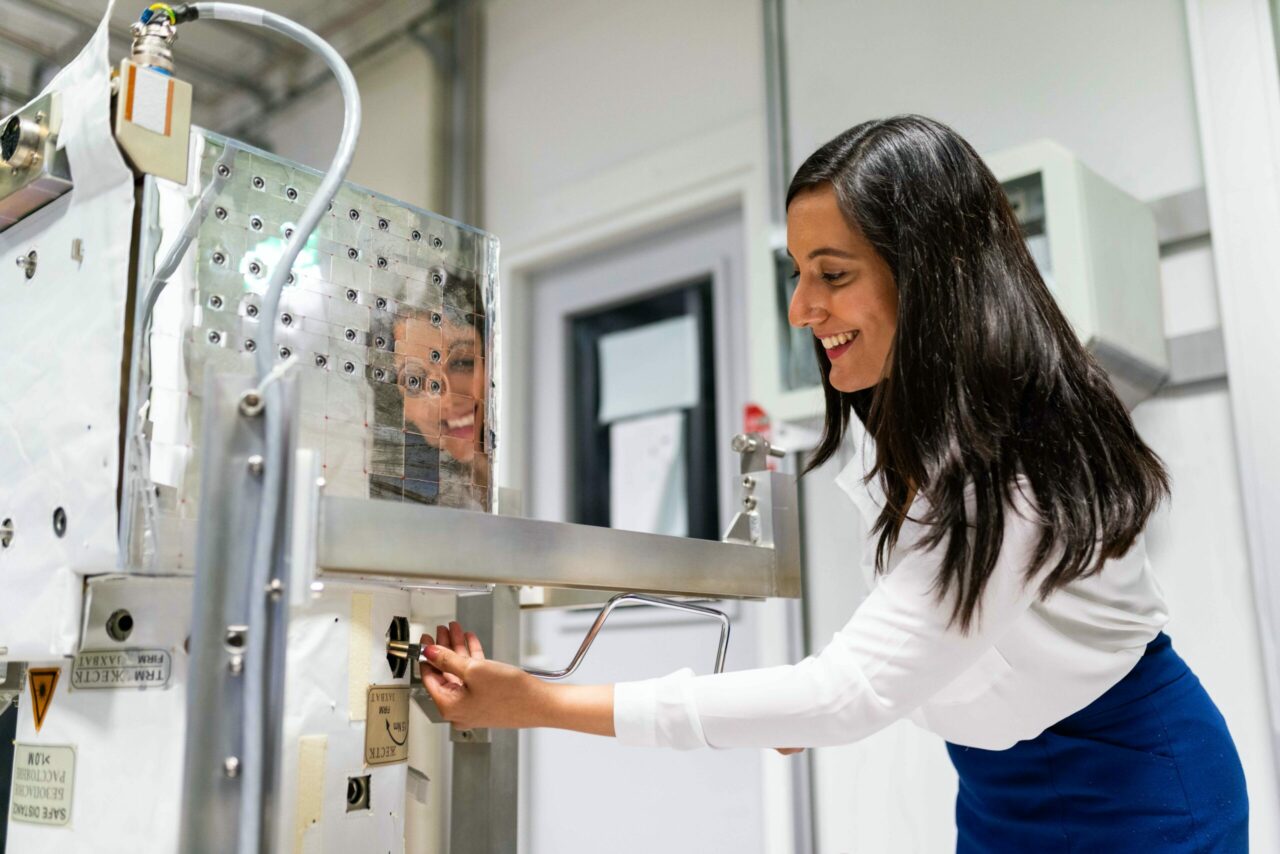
[821,271,846,283]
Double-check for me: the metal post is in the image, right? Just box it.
[177,373,298,854]
[448,585,520,854]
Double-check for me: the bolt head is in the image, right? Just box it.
[247,454,264,476]
[224,756,240,778]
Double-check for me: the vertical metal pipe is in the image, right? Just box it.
[448,585,521,854]
[762,0,793,229]
[449,0,484,225]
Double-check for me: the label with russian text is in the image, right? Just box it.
[365,685,410,766]
[9,744,75,827]
[70,649,171,690]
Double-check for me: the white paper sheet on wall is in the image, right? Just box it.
[597,316,699,424]
[609,411,687,537]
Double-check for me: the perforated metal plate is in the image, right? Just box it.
[125,131,498,572]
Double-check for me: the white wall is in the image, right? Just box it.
[785,0,1204,202]
[262,40,446,212]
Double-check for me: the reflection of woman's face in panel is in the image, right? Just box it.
[395,308,485,465]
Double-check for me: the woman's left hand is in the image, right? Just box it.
[419,621,551,731]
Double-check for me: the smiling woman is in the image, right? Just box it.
[421,115,1249,854]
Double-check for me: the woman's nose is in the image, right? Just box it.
[788,279,826,329]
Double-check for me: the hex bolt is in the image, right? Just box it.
[224,756,240,778]
[207,330,222,345]
[212,251,227,266]
[743,496,758,512]
[228,654,244,676]
[245,304,259,318]
[278,346,292,360]
[741,475,756,490]
[247,454,264,476]
[266,578,285,602]
[216,163,231,179]
[244,339,257,353]
[208,294,224,310]
[343,361,356,375]
[344,328,357,342]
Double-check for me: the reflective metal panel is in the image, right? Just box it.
[126,131,499,572]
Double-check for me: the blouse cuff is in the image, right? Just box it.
[613,667,706,749]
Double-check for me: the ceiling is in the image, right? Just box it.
[0,0,450,132]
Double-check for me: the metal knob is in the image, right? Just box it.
[1,113,43,170]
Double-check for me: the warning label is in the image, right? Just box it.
[9,744,75,827]
[364,685,410,767]
[27,668,59,733]
[71,649,171,690]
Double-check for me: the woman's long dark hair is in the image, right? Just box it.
[793,116,1169,633]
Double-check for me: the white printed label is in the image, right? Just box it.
[129,66,171,136]
[9,744,75,827]
[71,649,171,690]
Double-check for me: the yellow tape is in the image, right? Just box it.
[293,735,326,854]
[348,593,373,721]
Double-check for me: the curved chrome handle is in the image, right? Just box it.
[522,592,731,680]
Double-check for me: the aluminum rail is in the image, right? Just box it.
[316,487,801,600]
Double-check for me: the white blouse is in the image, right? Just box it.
[612,436,1169,751]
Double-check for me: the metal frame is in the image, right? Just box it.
[315,470,801,600]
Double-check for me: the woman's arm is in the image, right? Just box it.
[423,485,1045,750]
[417,624,616,737]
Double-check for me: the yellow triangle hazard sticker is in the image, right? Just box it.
[28,668,60,733]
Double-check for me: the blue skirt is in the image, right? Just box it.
[946,633,1248,852]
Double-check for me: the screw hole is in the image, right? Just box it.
[377,256,388,269]
[214,206,228,221]
[285,186,298,201]
[377,218,389,231]
[106,609,134,642]
[0,518,13,549]
[52,507,66,538]
[410,229,422,242]
[430,235,444,250]
[348,209,360,221]
[252,176,265,190]
[375,297,387,310]
[348,248,360,261]
[345,288,358,303]
[249,216,263,231]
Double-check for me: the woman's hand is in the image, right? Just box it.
[419,621,553,731]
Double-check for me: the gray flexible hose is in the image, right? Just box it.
[187,6,362,853]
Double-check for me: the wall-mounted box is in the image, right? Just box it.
[758,139,1167,421]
